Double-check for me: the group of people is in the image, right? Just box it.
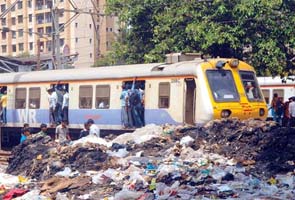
[20,118,100,145]
[0,87,7,124]
[271,93,295,127]
[120,78,145,128]
[47,83,69,125]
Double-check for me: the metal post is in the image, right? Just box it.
[52,7,61,69]
[36,37,41,70]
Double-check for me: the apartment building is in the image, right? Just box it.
[0,0,118,68]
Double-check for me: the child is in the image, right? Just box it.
[20,128,31,143]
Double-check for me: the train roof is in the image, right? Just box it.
[257,76,295,86]
[0,60,204,84]
[0,58,254,84]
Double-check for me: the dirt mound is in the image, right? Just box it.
[6,136,111,180]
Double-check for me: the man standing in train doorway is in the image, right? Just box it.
[120,84,129,128]
[61,88,69,122]
[47,88,57,125]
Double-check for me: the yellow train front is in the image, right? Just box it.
[195,58,267,123]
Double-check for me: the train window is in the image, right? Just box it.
[239,71,263,101]
[29,87,40,109]
[96,85,110,109]
[79,85,93,109]
[15,88,27,109]
[207,70,239,102]
[262,89,270,104]
[273,89,284,101]
[159,82,170,108]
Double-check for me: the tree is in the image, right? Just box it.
[106,0,295,76]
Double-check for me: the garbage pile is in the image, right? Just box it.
[1,121,295,199]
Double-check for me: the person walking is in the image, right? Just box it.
[271,93,279,122]
[289,97,295,127]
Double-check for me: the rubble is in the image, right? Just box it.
[1,119,295,199]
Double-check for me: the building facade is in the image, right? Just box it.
[0,0,118,68]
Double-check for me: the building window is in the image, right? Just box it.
[0,4,5,12]
[158,82,170,108]
[29,87,40,109]
[28,0,32,8]
[1,32,6,40]
[90,53,92,58]
[46,27,52,34]
[75,38,78,43]
[29,42,33,50]
[29,14,32,22]
[46,41,52,51]
[18,15,23,23]
[37,27,44,34]
[106,27,108,32]
[12,31,16,39]
[1,18,5,26]
[1,45,7,53]
[60,39,64,46]
[89,24,92,29]
[96,85,110,109]
[28,28,33,36]
[18,29,23,37]
[12,45,17,52]
[11,6,15,11]
[110,28,113,32]
[75,23,78,28]
[15,88,27,109]
[17,1,23,9]
[11,17,16,25]
[89,38,92,44]
[79,85,93,109]
[19,43,24,51]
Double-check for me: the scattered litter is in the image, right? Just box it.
[2,119,295,199]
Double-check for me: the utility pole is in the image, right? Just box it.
[52,6,61,69]
[36,36,41,70]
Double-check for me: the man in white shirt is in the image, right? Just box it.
[87,119,100,137]
[47,88,57,124]
[55,120,71,145]
[62,88,69,122]
[289,97,295,127]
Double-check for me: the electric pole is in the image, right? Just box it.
[52,6,61,69]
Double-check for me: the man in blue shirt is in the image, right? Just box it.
[120,84,129,128]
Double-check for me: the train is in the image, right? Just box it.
[257,76,295,119]
[0,55,269,148]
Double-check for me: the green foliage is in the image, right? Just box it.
[106,0,295,76]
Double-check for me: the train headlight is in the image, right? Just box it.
[259,108,265,116]
[216,61,226,69]
[228,59,239,68]
[221,109,231,118]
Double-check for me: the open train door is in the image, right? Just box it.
[184,78,196,124]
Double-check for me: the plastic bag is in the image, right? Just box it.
[180,136,194,146]
[114,189,143,200]
[55,167,72,177]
